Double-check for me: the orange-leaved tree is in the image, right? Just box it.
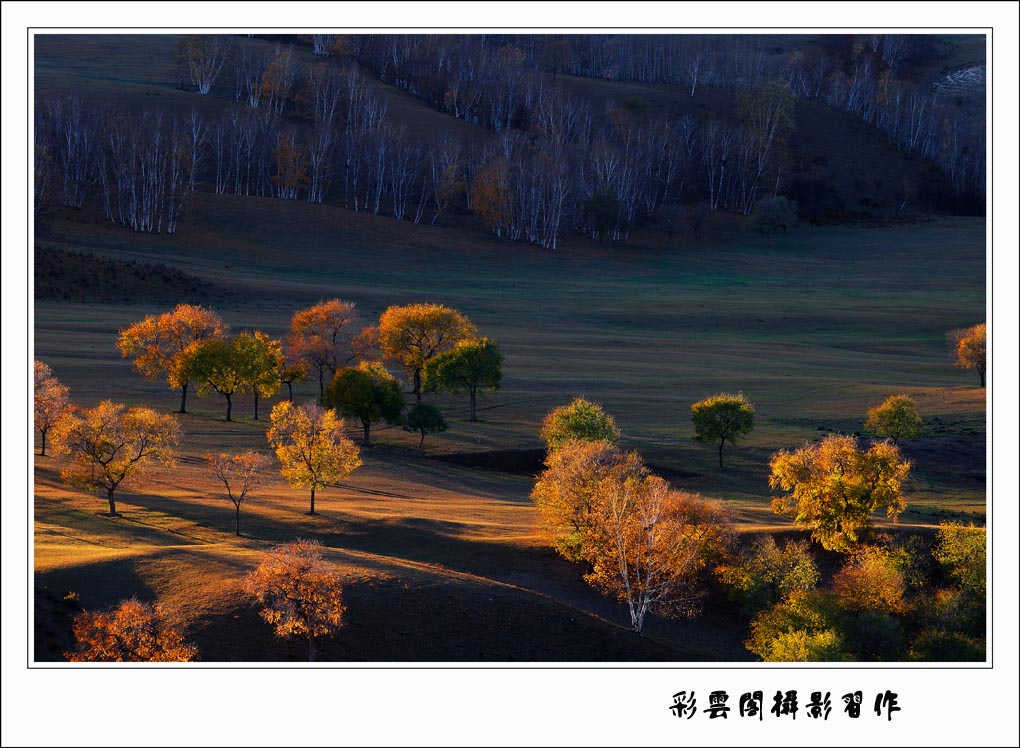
[34,359,70,456]
[530,439,645,562]
[243,539,346,661]
[948,323,986,387]
[207,451,273,536]
[471,160,513,239]
[288,299,361,403]
[66,598,198,662]
[117,303,227,413]
[583,474,733,633]
[266,401,361,515]
[51,401,180,516]
[377,303,476,404]
[769,434,911,553]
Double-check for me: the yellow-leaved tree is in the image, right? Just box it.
[377,303,476,404]
[51,401,180,516]
[769,434,911,553]
[34,359,70,456]
[243,539,346,661]
[266,401,361,515]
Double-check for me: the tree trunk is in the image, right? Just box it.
[286,381,294,402]
[179,382,189,413]
[235,503,241,536]
[318,370,325,404]
[979,368,985,388]
[107,490,118,517]
[363,421,371,447]
[469,387,477,422]
[718,439,725,468]
[254,393,260,421]
[419,430,425,448]
[309,487,316,515]
[413,369,422,405]
[308,634,317,662]
[40,429,47,457]
[225,393,233,421]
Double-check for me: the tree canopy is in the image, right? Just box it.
[117,303,227,413]
[243,539,347,661]
[378,303,476,404]
[266,401,361,515]
[325,361,404,446]
[949,323,986,387]
[769,434,911,553]
[207,451,272,536]
[402,403,448,448]
[66,598,198,662]
[51,401,180,516]
[540,397,621,451]
[865,394,924,444]
[34,359,70,457]
[423,337,503,421]
[691,392,755,467]
[288,298,361,402]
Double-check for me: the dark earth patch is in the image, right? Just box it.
[34,246,230,305]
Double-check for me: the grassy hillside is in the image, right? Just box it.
[32,34,986,663]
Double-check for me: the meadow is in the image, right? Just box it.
[34,193,985,661]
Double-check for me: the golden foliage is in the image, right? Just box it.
[243,539,346,660]
[769,434,910,552]
[66,598,198,662]
[266,401,361,514]
[288,298,360,399]
[377,303,476,396]
[51,400,180,515]
[530,440,644,562]
[34,359,70,456]
[470,161,513,237]
[582,475,733,632]
[949,323,986,386]
[864,394,923,444]
[832,546,907,615]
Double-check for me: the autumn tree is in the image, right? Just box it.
[377,303,477,404]
[234,331,284,420]
[471,161,513,239]
[208,451,272,536]
[266,401,361,515]
[325,361,404,446]
[865,394,924,444]
[745,590,847,662]
[272,133,310,200]
[34,360,70,456]
[423,337,503,421]
[832,545,908,615]
[933,521,986,602]
[188,338,245,422]
[717,536,820,614]
[403,403,448,449]
[949,323,986,387]
[51,401,180,516]
[531,440,646,562]
[769,434,911,553]
[583,474,733,633]
[691,392,755,468]
[540,397,621,452]
[260,47,298,115]
[175,35,232,95]
[66,598,198,662]
[288,299,361,403]
[117,304,227,413]
[243,539,347,661]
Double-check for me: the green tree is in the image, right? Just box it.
[769,434,911,553]
[691,392,755,467]
[325,361,404,446]
[403,403,448,448]
[423,337,503,421]
[745,590,847,662]
[540,397,621,452]
[188,338,245,421]
[538,39,572,76]
[865,394,924,444]
[933,522,986,602]
[717,536,819,614]
[234,330,284,420]
[583,188,622,243]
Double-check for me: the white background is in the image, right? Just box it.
[3,2,1017,746]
